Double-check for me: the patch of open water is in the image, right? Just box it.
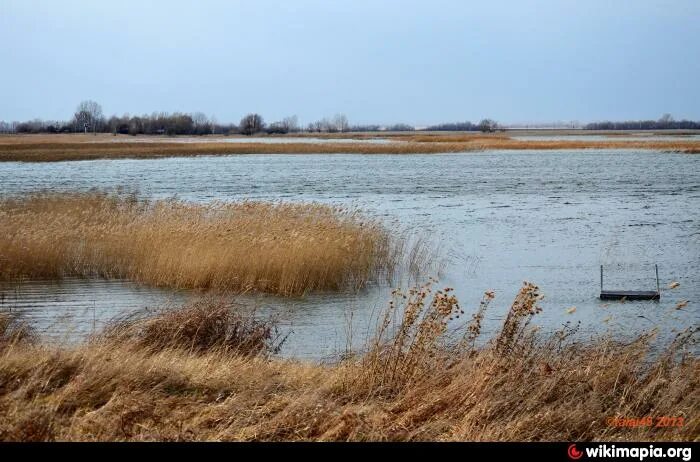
[1,150,697,359]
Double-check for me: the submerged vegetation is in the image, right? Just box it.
[0,283,696,441]
[0,192,396,296]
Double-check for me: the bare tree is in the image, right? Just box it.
[267,115,300,134]
[321,117,334,132]
[73,100,104,134]
[282,115,299,133]
[658,113,674,129]
[478,118,498,133]
[333,113,349,132]
[192,112,212,135]
[239,113,265,135]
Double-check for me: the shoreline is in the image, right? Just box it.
[0,133,698,162]
[1,285,696,442]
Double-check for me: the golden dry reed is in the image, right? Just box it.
[0,133,698,161]
[0,282,696,441]
[0,192,395,295]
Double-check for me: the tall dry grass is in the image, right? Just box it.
[101,297,286,356]
[0,312,35,350]
[0,133,698,161]
[0,192,395,296]
[0,283,696,441]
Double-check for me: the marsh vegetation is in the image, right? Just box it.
[0,193,396,296]
[0,133,699,162]
[0,146,696,442]
[0,283,696,441]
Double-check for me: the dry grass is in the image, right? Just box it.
[0,133,698,161]
[0,283,696,441]
[397,133,511,143]
[101,297,286,356]
[0,192,395,296]
[0,312,36,349]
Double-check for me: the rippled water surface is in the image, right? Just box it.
[1,150,698,358]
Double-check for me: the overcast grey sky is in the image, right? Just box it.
[1,0,699,125]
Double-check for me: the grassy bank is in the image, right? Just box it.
[0,282,696,441]
[0,134,698,161]
[0,193,395,295]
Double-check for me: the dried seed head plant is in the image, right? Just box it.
[0,282,697,441]
[496,281,543,355]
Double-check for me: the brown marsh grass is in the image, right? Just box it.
[0,282,696,441]
[101,297,286,356]
[0,133,698,161]
[0,192,395,296]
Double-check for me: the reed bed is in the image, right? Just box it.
[0,134,698,161]
[101,297,286,356]
[0,192,395,295]
[397,133,511,143]
[0,283,696,441]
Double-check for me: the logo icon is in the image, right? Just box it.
[568,443,583,460]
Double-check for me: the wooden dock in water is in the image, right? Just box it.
[599,265,660,301]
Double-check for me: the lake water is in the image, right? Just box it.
[1,150,698,359]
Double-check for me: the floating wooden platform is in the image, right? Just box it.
[599,265,661,301]
[600,290,660,301]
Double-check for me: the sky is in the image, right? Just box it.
[1,0,699,126]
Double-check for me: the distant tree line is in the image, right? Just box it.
[425,121,477,131]
[425,119,500,132]
[0,119,66,134]
[305,114,349,133]
[105,112,225,136]
[0,101,550,136]
[4,102,698,136]
[584,114,700,130]
[0,101,350,136]
[0,101,236,136]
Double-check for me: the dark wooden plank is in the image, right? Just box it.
[600,290,660,301]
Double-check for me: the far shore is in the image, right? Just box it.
[0,131,699,162]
